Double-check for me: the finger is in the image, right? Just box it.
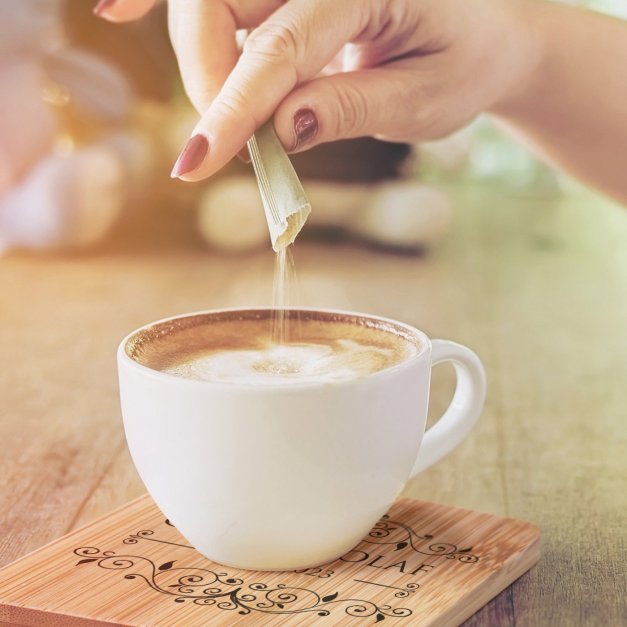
[169,0,239,113]
[228,0,288,30]
[171,0,374,180]
[93,0,156,22]
[272,65,439,151]
[169,1,286,116]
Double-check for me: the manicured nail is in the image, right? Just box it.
[94,0,117,17]
[237,145,251,164]
[293,108,318,149]
[170,134,209,179]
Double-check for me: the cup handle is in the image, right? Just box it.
[410,339,487,479]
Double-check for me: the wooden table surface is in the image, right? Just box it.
[1,180,625,626]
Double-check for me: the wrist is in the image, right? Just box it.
[488,0,549,119]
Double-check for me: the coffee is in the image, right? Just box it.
[127,310,421,385]
[119,307,485,569]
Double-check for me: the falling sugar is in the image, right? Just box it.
[271,246,299,348]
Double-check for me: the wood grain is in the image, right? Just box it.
[0,180,625,625]
[0,495,539,626]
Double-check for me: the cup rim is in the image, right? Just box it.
[117,307,431,390]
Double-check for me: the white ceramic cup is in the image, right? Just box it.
[118,308,486,571]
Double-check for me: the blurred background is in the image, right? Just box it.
[0,0,624,258]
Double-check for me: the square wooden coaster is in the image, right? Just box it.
[0,496,539,626]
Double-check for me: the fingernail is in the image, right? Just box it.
[237,145,251,164]
[170,134,209,179]
[94,0,117,17]
[293,108,318,149]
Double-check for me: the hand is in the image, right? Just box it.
[96,0,539,180]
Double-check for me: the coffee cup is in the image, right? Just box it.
[118,308,486,571]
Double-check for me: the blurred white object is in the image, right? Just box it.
[0,144,125,252]
[352,182,453,249]
[43,49,134,121]
[0,61,56,194]
[198,177,269,252]
[104,131,155,198]
[198,176,453,252]
[0,0,146,252]
[0,0,64,58]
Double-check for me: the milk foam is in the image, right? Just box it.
[164,339,398,385]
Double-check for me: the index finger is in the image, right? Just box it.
[169,0,239,113]
[172,0,370,180]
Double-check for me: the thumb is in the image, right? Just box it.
[272,66,434,151]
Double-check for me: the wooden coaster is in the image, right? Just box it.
[0,496,539,626]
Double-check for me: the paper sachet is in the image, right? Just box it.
[248,121,311,251]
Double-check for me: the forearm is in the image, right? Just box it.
[491,1,627,203]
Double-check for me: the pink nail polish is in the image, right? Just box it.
[94,0,117,17]
[294,108,318,148]
[170,135,209,179]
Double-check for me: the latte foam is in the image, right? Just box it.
[164,339,403,384]
[127,310,421,386]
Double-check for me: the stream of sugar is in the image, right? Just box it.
[271,246,298,345]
